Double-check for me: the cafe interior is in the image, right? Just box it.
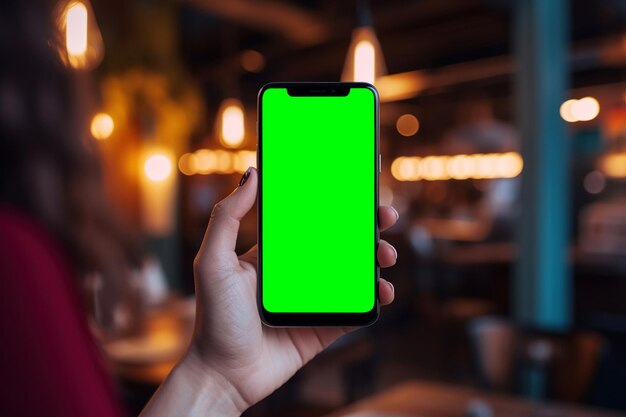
[10,0,626,416]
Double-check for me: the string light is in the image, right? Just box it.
[194,149,217,175]
[559,99,578,123]
[560,97,600,122]
[179,150,256,175]
[391,152,523,181]
[178,153,198,176]
[572,97,600,121]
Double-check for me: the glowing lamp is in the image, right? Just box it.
[217,99,246,149]
[57,0,104,70]
[341,27,387,86]
[90,112,114,140]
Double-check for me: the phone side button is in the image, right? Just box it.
[378,155,381,173]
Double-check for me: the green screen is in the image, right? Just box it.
[261,87,376,313]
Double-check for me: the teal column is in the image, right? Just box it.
[514,0,571,330]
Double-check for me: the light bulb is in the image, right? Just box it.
[56,0,104,70]
[341,27,387,86]
[66,2,87,57]
[144,154,172,182]
[571,96,599,122]
[354,40,376,84]
[217,99,246,149]
[90,112,114,140]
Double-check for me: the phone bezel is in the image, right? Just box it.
[256,82,380,327]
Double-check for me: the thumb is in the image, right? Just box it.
[196,167,257,272]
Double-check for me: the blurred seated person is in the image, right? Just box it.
[0,2,398,416]
[410,100,519,246]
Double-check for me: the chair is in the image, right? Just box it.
[469,317,604,402]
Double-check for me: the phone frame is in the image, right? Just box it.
[257,82,380,327]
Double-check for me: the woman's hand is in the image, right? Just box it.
[143,167,398,417]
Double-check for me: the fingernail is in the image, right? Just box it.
[390,244,398,260]
[392,207,399,221]
[386,281,395,294]
[239,167,252,187]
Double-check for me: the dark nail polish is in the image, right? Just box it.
[239,167,252,187]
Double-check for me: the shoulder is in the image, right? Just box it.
[0,205,74,291]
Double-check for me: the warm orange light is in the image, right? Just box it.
[66,2,88,58]
[144,154,172,182]
[215,150,233,173]
[422,156,449,180]
[377,71,425,103]
[241,50,265,73]
[178,153,198,176]
[396,114,419,137]
[90,112,114,140]
[59,0,104,69]
[234,150,256,173]
[391,152,523,181]
[341,27,387,86]
[447,155,473,180]
[600,152,626,178]
[559,99,578,123]
[140,147,176,235]
[572,96,600,121]
[217,99,245,148]
[561,97,600,122]
[498,152,524,178]
[354,40,376,84]
[194,149,216,175]
[183,150,256,175]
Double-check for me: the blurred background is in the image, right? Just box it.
[47,0,626,415]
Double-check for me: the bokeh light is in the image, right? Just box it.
[90,112,114,140]
[391,153,523,181]
[396,114,420,137]
[218,99,246,148]
[571,96,600,121]
[65,2,88,58]
[178,153,198,176]
[560,97,600,122]
[583,170,606,194]
[241,50,265,73]
[144,154,172,182]
[354,40,376,85]
[559,99,578,123]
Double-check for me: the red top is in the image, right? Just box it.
[0,207,124,417]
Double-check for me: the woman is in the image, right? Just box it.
[0,1,398,416]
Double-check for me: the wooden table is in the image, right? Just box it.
[102,298,195,385]
[324,381,625,417]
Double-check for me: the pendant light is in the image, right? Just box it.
[215,26,247,150]
[341,0,386,86]
[216,98,246,149]
[55,0,104,70]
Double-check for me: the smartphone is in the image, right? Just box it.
[257,82,380,327]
